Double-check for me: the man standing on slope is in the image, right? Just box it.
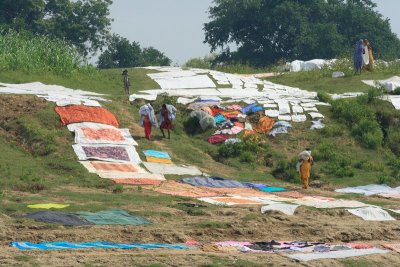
[296,148,313,189]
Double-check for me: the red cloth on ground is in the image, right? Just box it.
[208,134,229,144]
[210,108,223,117]
[160,108,172,129]
[55,105,119,127]
[143,115,152,140]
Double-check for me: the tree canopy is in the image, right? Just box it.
[97,35,171,69]
[0,0,113,56]
[204,0,400,66]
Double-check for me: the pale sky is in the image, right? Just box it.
[109,0,400,65]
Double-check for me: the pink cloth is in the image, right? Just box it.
[226,104,242,111]
[208,134,229,144]
[229,126,243,135]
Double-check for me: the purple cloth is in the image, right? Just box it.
[82,146,129,161]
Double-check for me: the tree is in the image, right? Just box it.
[142,47,171,66]
[98,35,142,69]
[204,0,400,66]
[0,0,113,56]
[98,35,171,69]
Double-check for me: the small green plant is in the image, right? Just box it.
[112,185,124,194]
[239,151,256,163]
[317,91,332,103]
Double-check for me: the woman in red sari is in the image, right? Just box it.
[139,103,157,141]
[159,104,177,139]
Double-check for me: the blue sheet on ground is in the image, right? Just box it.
[11,241,189,251]
[250,106,263,113]
[259,186,286,192]
[143,150,171,159]
[180,177,251,188]
[241,103,257,114]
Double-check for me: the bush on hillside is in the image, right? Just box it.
[272,158,298,183]
[317,91,332,103]
[387,127,400,156]
[351,119,383,149]
[0,30,89,74]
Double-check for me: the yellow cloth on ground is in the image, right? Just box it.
[146,156,173,164]
[27,204,70,209]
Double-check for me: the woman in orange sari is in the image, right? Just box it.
[297,149,313,189]
[363,39,374,71]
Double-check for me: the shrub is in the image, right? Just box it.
[317,91,332,103]
[367,88,383,103]
[320,124,345,137]
[240,151,256,163]
[387,127,400,156]
[0,30,89,74]
[112,185,124,194]
[351,119,383,149]
[331,99,374,127]
[272,158,299,182]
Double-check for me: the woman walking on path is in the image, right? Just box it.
[139,103,158,140]
[159,104,177,139]
[296,149,313,189]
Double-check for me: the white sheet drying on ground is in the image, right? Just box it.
[129,94,157,102]
[0,82,106,106]
[72,144,141,163]
[78,161,161,180]
[363,76,400,92]
[289,59,337,72]
[152,75,216,89]
[335,184,400,196]
[287,248,388,261]
[293,199,369,209]
[387,95,400,110]
[261,204,299,215]
[330,92,365,100]
[69,122,138,146]
[347,207,395,221]
[142,162,202,175]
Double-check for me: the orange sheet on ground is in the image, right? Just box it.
[82,128,125,141]
[113,178,163,185]
[210,187,272,197]
[253,116,275,133]
[212,197,263,205]
[220,110,241,118]
[91,162,138,172]
[153,181,222,198]
[55,105,119,127]
[274,191,305,199]
[146,156,173,164]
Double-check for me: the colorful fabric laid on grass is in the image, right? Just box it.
[143,162,202,176]
[208,134,229,144]
[259,186,286,193]
[241,103,258,114]
[11,241,188,251]
[214,114,226,124]
[153,180,222,198]
[112,178,163,185]
[335,184,400,197]
[73,144,141,163]
[80,161,143,173]
[210,107,223,117]
[220,110,241,119]
[24,211,92,226]
[146,156,173,164]
[273,191,305,199]
[74,125,138,146]
[253,117,275,133]
[211,187,272,197]
[76,209,151,225]
[55,105,119,127]
[180,177,250,188]
[198,196,266,206]
[27,204,70,209]
[143,150,171,160]
[286,248,388,261]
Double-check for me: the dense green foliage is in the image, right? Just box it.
[0,30,89,74]
[0,0,112,56]
[204,0,400,66]
[98,35,171,68]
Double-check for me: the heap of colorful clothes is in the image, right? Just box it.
[186,98,295,144]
